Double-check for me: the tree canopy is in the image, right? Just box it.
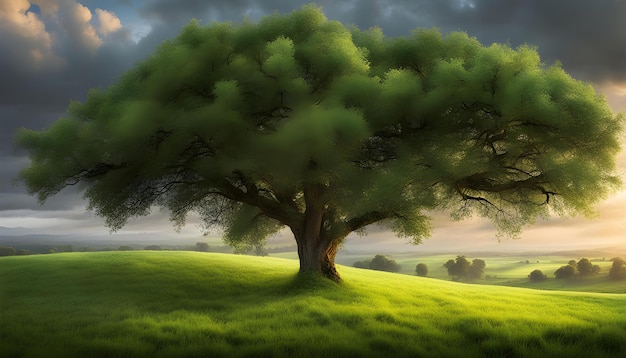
[415,263,428,277]
[17,5,622,281]
[443,255,486,281]
[554,264,576,279]
[528,269,547,282]
[609,257,626,280]
[368,254,401,273]
[576,258,600,276]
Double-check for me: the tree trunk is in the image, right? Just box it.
[290,207,342,281]
[294,232,341,282]
[292,182,342,282]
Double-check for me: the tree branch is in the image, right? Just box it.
[345,211,390,234]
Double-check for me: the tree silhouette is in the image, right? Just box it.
[467,259,486,280]
[576,258,593,275]
[576,258,601,276]
[609,257,626,280]
[528,269,547,282]
[415,263,429,277]
[554,264,575,279]
[444,256,469,280]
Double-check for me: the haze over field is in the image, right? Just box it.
[2,0,626,253]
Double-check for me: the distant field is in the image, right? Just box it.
[2,251,626,357]
[334,251,626,293]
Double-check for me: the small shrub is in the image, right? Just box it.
[118,245,133,251]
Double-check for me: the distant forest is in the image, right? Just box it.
[0,242,297,256]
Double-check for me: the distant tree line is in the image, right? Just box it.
[355,255,489,280]
[528,257,626,282]
[0,246,30,256]
[0,242,249,256]
[0,241,306,258]
[553,258,601,279]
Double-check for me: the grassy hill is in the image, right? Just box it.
[1,252,626,357]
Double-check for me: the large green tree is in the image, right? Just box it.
[17,6,622,281]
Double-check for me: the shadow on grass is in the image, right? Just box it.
[282,271,340,293]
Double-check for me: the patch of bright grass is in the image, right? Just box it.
[2,251,626,356]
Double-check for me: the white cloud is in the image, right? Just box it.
[0,1,47,40]
[129,22,152,43]
[95,8,122,35]
[0,0,129,71]
[0,0,60,69]
[60,1,102,50]
[31,0,59,16]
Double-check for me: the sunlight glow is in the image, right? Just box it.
[600,81,626,112]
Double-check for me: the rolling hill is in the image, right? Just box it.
[1,251,625,357]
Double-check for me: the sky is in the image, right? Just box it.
[1,0,626,253]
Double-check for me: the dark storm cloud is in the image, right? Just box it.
[134,0,626,82]
[0,192,85,212]
[6,0,622,111]
[0,9,137,112]
[419,0,626,82]
[324,0,626,82]
[139,0,252,23]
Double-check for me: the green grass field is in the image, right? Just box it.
[2,251,626,357]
